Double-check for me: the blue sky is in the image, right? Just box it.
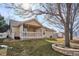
[0,4,22,20]
[0,4,62,32]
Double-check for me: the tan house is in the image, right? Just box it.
[9,18,56,40]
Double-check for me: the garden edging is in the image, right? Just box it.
[52,44,79,56]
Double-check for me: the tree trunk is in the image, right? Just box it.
[70,25,73,40]
[64,4,71,48]
[64,24,70,47]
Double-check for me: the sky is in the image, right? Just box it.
[0,3,62,32]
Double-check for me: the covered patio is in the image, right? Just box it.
[20,20,43,39]
[22,24,43,39]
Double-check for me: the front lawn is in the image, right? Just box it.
[0,39,64,56]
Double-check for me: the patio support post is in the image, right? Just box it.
[20,24,24,40]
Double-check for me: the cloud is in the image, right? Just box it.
[21,3,31,10]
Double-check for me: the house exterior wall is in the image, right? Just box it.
[10,26,20,39]
[40,28,54,38]
[45,30,54,38]
[12,27,20,36]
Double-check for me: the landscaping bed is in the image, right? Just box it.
[49,38,79,56]
[52,43,79,56]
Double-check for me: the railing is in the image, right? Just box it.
[22,32,43,39]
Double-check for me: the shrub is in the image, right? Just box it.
[0,46,5,49]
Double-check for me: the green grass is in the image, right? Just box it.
[1,39,64,56]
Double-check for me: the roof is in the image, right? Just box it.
[10,18,56,32]
[23,19,43,26]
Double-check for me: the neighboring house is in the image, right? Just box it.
[73,32,79,40]
[57,32,64,38]
[0,32,8,39]
[9,18,56,40]
[0,26,9,39]
[51,32,64,39]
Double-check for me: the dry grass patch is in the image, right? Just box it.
[0,48,7,56]
[46,38,64,44]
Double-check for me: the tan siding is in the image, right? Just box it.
[12,27,20,36]
[41,28,54,38]
[45,30,54,38]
